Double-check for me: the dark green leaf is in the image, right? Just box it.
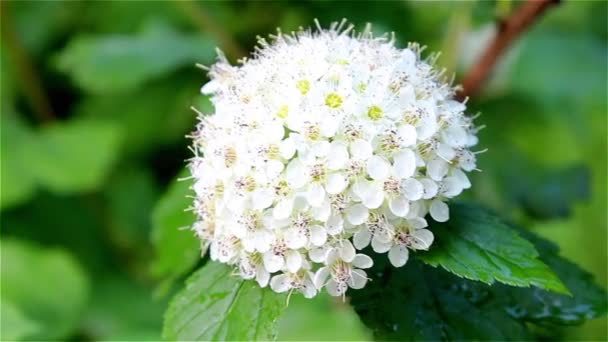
[55,20,215,93]
[1,239,89,340]
[0,299,40,341]
[420,202,569,294]
[163,262,287,341]
[351,231,607,341]
[514,164,590,219]
[151,170,200,288]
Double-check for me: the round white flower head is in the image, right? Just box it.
[189,20,479,299]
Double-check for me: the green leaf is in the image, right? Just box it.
[55,20,215,93]
[81,275,167,341]
[0,299,41,341]
[0,114,38,209]
[151,170,200,288]
[31,118,123,194]
[351,230,607,341]
[0,115,122,209]
[513,164,590,220]
[419,202,569,294]
[163,262,287,341]
[350,259,530,341]
[1,239,89,340]
[502,229,607,326]
[75,77,204,156]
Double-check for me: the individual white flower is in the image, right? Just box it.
[270,269,317,298]
[189,20,480,299]
[313,244,373,297]
[387,217,434,267]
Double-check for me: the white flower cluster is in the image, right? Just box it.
[189,21,479,299]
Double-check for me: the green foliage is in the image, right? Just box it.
[0,239,89,340]
[80,275,167,341]
[163,261,287,341]
[55,20,215,94]
[350,229,606,340]
[151,170,200,289]
[420,203,569,294]
[277,293,372,341]
[1,0,606,340]
[0,300,40,341]
[1,114,122,209]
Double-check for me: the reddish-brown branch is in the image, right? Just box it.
[456,0,560,101]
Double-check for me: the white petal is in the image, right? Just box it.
[301,278,317,298]
[366,156,390,181]
[348,269,368,289]
[436,143,456,161]
[254,230,273,253]
[309,247,329,263]
[388,245,409,267]
[306,183,326,207]
[310,225,328,246]
[326,215,344,235]
[273,197,294,220]
[441,176,463,197]
[452,169,471,189]
[408,217,428,229]
[312,140,331,157]
[285,228,307,249]
[325,173,347,194]
[362,187,384,209]
[270,274,290,293]
[285,250,303,273]
[420,178,438,199]
[389,196,410,217]
[429,200,449,222]
[393,149,416,179]
[371,238,392,253]
[353,228,372,250]
[350,139,372,160]
[326,279,346,297]
[402,178,423,201]
[427,158,448,181]
[326,143,349,170]
[263,252,284,273]
[279,138,296,159]
[397,124,417,147]
[286,160,307,188]
[443,125,468,147]
[411,229,434,250]
[256,268,270,288]
[311,200,331,221]
[346,204,369,225]
[352,254,373,269]
[339,240,356,262]
[313,267,330,289]
[251,188,275,210]
[265,160,284,180]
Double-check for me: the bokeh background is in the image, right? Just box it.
[1,1,606,340]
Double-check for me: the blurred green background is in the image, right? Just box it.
[1,1,606,340]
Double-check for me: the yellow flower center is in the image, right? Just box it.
[325,93,343,109]
[276,105,289,118]
[367,105,384,120]
[296,80,310,95]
